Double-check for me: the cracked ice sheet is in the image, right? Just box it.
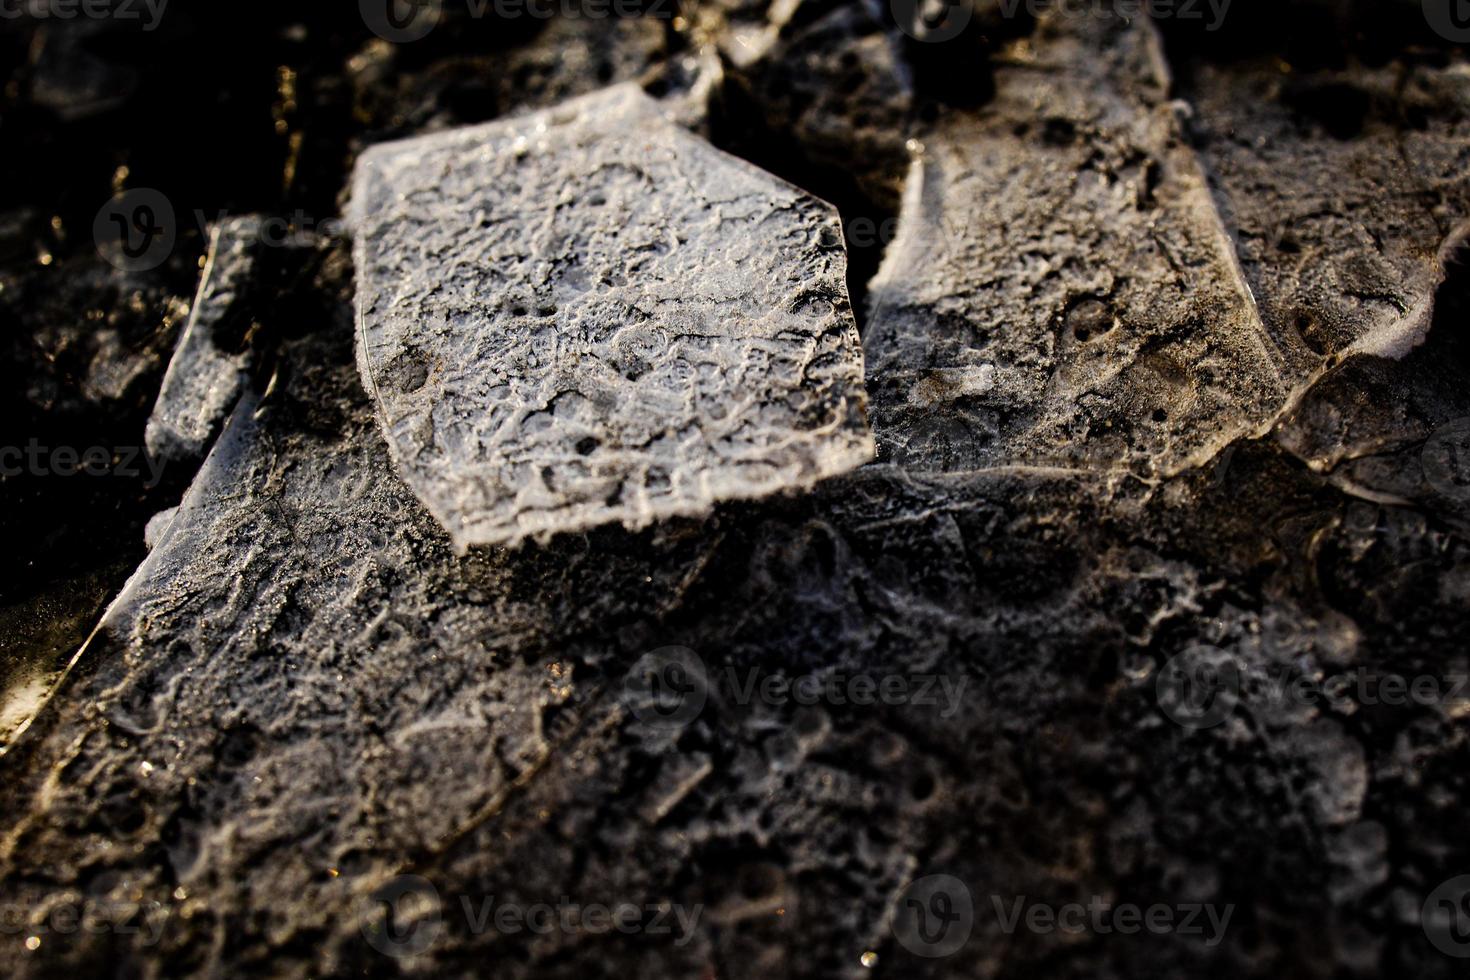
[1159,48,1470,485]
[863,13,1289,477]
[349,84,874,552]
[1179,56,1470,369]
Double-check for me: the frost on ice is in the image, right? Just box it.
[349,85,874,550]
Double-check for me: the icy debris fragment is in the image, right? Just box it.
[144,217,257,464]
[1176,50,1470,506]
[864,15,1288,476]
[1181,57,1470,365]
[349,84,874,550]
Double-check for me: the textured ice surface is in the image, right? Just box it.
[144,218,256,464]
[1177,47,1470,505]
[865,15,1289,476]
[350,84,874,550]
[1181,56,1470,372]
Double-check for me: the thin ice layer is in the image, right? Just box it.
[864,14,1289,476]
[1182,56,1470,367]
[349,85,874,550]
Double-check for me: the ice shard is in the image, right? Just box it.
[144,217,257,464]
[864,15,1289,476]
[349,85,874,550]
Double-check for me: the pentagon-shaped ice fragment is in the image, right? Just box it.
[349,84,873,550]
